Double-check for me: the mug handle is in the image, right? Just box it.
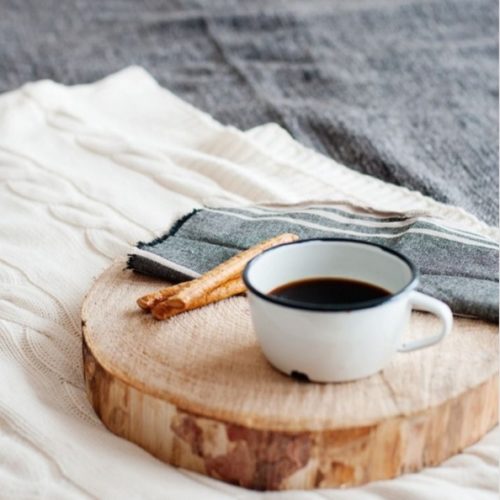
[398,291,453,352]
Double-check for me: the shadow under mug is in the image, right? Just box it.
[243,238,453,383]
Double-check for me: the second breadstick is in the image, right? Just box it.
[137,280,192,311]
[152,276,246,320]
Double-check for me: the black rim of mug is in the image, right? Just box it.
[242,238,419,312]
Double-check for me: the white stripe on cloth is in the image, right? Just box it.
[238,206,499,245]
[130,248,201,278]
[204,208,499,251]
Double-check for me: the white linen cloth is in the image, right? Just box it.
[0,67,497,499]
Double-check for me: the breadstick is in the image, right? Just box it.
[151,276,246,320]
[137,280,191,311]
[163,233,298,313]
[139,233,298,320]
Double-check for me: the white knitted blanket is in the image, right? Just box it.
[0,67,497,499]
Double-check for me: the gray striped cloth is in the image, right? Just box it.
[128,206,499,322]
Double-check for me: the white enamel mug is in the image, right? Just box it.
[243,238,453,383]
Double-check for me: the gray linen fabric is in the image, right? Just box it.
[1,0,498,225]
[128,206,499,322]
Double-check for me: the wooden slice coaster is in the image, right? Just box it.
[82,260,498,490]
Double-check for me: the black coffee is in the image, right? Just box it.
[269,278,390,306]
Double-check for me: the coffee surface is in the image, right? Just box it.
[269,278,391,306]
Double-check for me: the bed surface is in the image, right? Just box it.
[1,0,498,225]
[0,66,497,500]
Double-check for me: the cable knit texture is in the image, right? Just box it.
[0,68,498,499]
